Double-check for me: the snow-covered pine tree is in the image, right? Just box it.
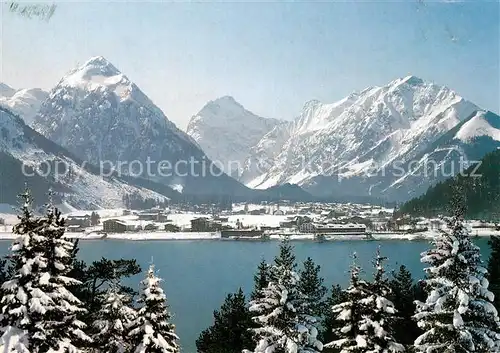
[414,193,500,352]
[389,265,424,346]
[251,259,270,301]
[40,200,92,352]
[324,253,371,352]
[93,276,137,353]
[298,257,327,319]
[0,188,54,352]
[248,236,323,353]
[356,248,404,352]
[487,236,500,311]
[196,288,253,353]
[321,284,347,345]
[128,263,180,353]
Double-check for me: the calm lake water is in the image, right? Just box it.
[0,238,492,353]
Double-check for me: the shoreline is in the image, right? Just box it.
[0,229,497,242]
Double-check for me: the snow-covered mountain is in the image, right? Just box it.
[186,96,281,177]
[32,56,250,197]
[454,110,500,143]
[0,83,16,97]
[380,110,500,199]
[0,83,48,124]
[240,121,293,185]
[243,76,499,201]
[0,106,171,209]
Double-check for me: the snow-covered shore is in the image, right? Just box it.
[0,229,498,242]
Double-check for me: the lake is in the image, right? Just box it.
[0,238,493,352]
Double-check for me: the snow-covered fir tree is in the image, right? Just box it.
[251,259,270,301]
[321,284,347,345]
[128,263,180,353]
[298,257,327,319]
[0,190,92,353]
[324,253,371,352]
[196,288,253,353]
[0,188,54,352]
[487,236,500,311]
[414,195,500,352]
[93,276,137,353]
[248,236,323,353]
[388,265,424,346]
[356,248,404,352]
[41,200,92,352]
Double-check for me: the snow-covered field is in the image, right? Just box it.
[68,209,289,230]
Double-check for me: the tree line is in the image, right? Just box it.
[399,149,500,220]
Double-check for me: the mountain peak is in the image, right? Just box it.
[0,84,48,124]
[79,56,120,74]
[455,110,500,142]
[198,96,247,117]
[215,95,238,103]
[401,75,424,85]
[302,99,322,110]
[84,55,111,66]
[390,75,425,87]
[186,96,281,175]
[0,83,16,98]
[208,95,243,109]
[60,56,124,88]
[80,56,121,74]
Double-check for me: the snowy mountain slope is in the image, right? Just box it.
[383,110,500,198]
[0,83,48,124]
[303,110,500,202]
[245,76,496,201]
[0,83,16,97]
[399,148,500,218]
[31,57,251,197]
[186,96,281,176]
[241,121,293,185]
[455,110,500,142]
[0,106,172,209]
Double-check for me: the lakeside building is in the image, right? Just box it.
[103,219,140,233]
[66,215,91,228]
[137,209,170,222]
[221,229,263,238]
[190,217,222,232]
[298,222,367,235]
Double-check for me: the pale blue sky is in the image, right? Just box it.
[1,1,499,128]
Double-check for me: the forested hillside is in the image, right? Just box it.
[399,149,500,219]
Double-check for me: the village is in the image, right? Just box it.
[1,201,497,241]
